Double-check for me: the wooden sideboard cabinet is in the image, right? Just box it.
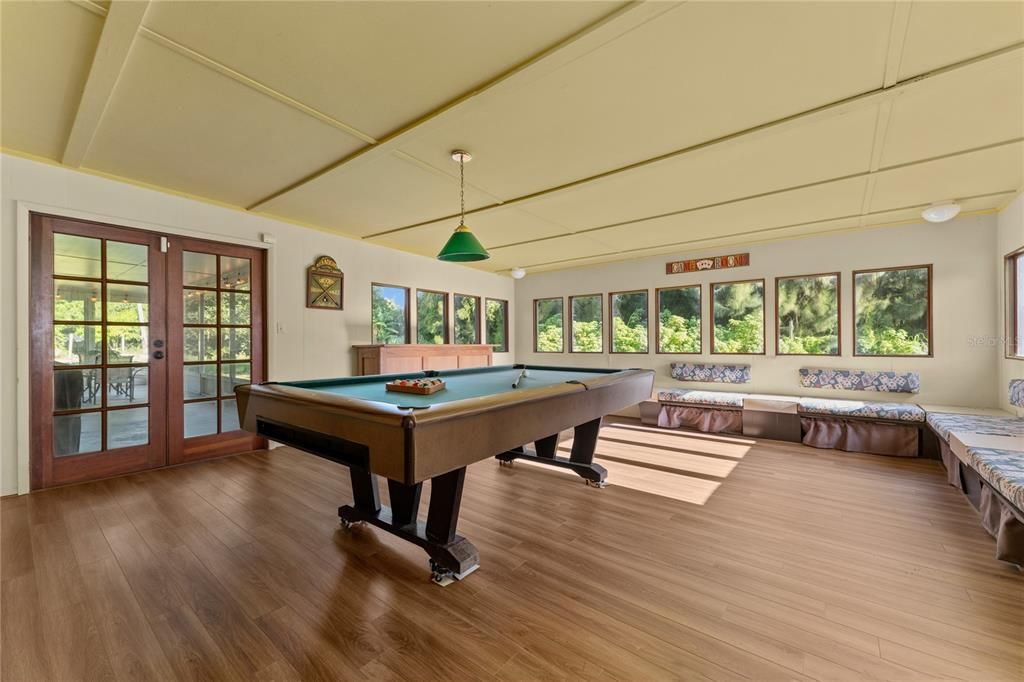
[353,344,493,376]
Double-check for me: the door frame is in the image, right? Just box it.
[14,200,273,493]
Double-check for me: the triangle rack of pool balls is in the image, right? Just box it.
[385,378,447,395]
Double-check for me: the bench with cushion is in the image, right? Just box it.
[947,430,1024,567]
[655,389,746,433]
[797,398,926,457]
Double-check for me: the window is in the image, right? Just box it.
[534,297,564,352]
[776,273,840,355]
[416,289,448,344]
[570,294,603,353]
[485,298,509,353]
[371,284,409,344]
[453,293,481,344]
[712,279,764,354]
[657,286,700,354]
[610,290,648,353]
[854,265,931,356]
[1007,250,1024,359]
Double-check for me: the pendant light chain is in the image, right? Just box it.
[459,156,466,226]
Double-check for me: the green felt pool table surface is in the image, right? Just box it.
[277,365,623,408]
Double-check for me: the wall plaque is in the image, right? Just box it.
[306,255,344,309]
[666,252,749,275]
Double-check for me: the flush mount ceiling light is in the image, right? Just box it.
[921,200,961,223]
[437,150,490,262]
[510,267,526,279]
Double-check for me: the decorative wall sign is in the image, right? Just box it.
[666,252,749,275]
[306,255,344,309]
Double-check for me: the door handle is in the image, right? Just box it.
[153,350,165,360]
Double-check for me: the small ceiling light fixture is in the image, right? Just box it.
[510,267,526,280]
[438,150,489,262]
[921,200,961,223]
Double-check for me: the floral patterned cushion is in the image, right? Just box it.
[798,398,925,422]
[1010,380,1024,408]
[926,413,1024,443]
[799,368,920,394]
[965,448,1024,510]
[670,363,751,384]
[657,389,745,408]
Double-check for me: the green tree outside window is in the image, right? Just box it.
[485,299,508,352]
[371,284,409,344]
[712,280,764,354]
[454,294,480,344]
[535,298,564,352]
[610,291,648,353]
[854,266,930,356]
[570,295,603,353]
[777,274,839,355]
[416,290,448,344]
[657,286,700,353]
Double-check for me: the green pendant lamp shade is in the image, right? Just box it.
[438,224,489,261]
[438,150,489,262]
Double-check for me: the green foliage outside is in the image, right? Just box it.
[658,287,700,353]
[611,292,648,352]
[777,275,838,355]
[855,267,929,355]
[53,287,150,363]
[713,281,764,353]
[454,295,479,344]
[416,291,446,344]
[485,299,507,352]
[535,298,563,351]
[571,295,603,352]
[371,285,408,344]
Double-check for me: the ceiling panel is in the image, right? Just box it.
[142,0,625,139]
[585,177,867,252]
[396,1,892,200]
[897,1,1024,80]
[881,53,1023,167]
[83,35,365,207]
[260,151,500,237]
[0,1,103,159]
[367,206,569,258]
[485,235,615,271]
[520,215,869,273]
[517,105,878,234]
[861,192,1015,231]
[869,142,1023,212]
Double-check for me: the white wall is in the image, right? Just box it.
[997,193,1024,414]
[0,153,514,495]
[516,216,1000,410]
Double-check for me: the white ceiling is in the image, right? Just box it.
[2,0,1022,274]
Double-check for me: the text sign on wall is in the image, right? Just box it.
[666,253,750,275]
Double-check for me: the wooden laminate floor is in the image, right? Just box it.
[2,418,1021,681]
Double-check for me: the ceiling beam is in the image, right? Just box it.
[365,40,1024,240]
[244,0,682,211]
[62,0,149,167]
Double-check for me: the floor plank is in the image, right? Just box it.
[3,417,1021,681]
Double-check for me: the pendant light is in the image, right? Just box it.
[437,150,490,262]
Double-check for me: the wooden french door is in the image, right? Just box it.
[30,214,265,489]
[166,236,265,464]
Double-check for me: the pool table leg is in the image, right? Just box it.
[338,467,480,586]
[495,417,608,487]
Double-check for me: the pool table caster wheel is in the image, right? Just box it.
[585,479,608,489]
[429,559,479,587]
[339,518,363,531]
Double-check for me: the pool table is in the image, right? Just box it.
[235,364,654,584]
